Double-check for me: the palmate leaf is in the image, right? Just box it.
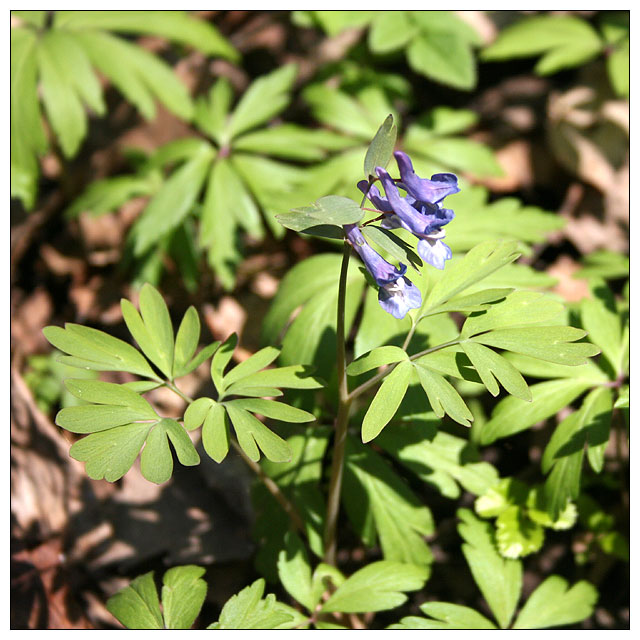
[209,579,305,630]
[343,438,434,567]
[59,380,199,483]
[321,561,428,614]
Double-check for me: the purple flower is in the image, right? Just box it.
[359,151,459,270]
[345,224,421,319]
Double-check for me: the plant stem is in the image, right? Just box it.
[230,440,307,536]
[162,378,306,537]
[323,240,353,566]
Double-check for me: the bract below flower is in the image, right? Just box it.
[344,224,421,319]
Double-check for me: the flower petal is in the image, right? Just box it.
[394,151,460,203]
[357,181,392,212]
[417,237,453,270]
[378,276,422,319]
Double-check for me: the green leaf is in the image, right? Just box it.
[407,32,476,90]
[480,379,591,445]
[199,160,241,291]
[344,438,434,566]
[194,77,233,143]
[132,145,214,256]
[584,386,613,473]
[225,405,291,463]
[606,37,629,97]
[175,340,221,379]
[482,15,602,75]
[472,326,600,366]
[495,506,544,559]
[43,323,160,380]
[225,398,315,424]
[202,402,230,463]
[234,124,350,162]
[461,290,564,337]
[458,509,522,629]
[413,362,473,427]
[262,254,344,345]
[140,418,200,484]
[424,240,520,310]
[461,341,531,401]
[57,379,157,433]
[303,84,381,140]
[424,288,513,317]
[228,64,297,139]
[56,10,238,60]
[513,576,598,629]
[210,579,304,630]
[173,307,200,379]
[11,28,48,209]
[410,135,503,178]
[161,566,207,630]
[321,561,428,614]
[107,571,163,629]
[574,250,629,281]
[226,365,323,395]
[368,11,419,54]
[42,30,106,116]
[121,284,175,379]
[277,532,315,611]
[377,420,499,499]
[222,347,280,389]
[347,345,408,377]
[12,10,48,27]
[36,32,87,158]
[65,172,160,219]
[363,114,397,179]
[277,195,363,234]
[581,281,623,374]
[391,602,497,629]
[70,421,153,482]
[362,360,413,442]
[210,333,238,392]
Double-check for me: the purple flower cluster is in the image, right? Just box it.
[346,151,459,319]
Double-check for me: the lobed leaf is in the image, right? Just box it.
[161,566,207,630]
[512,576,598,629]
[390,602,497,629]
[107,571,163,629]
[321,561,428,614]
[458,509,522,629]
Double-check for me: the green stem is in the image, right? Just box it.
[163,378,306,538]
[230,440,307,536]
[323,240,353,566]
